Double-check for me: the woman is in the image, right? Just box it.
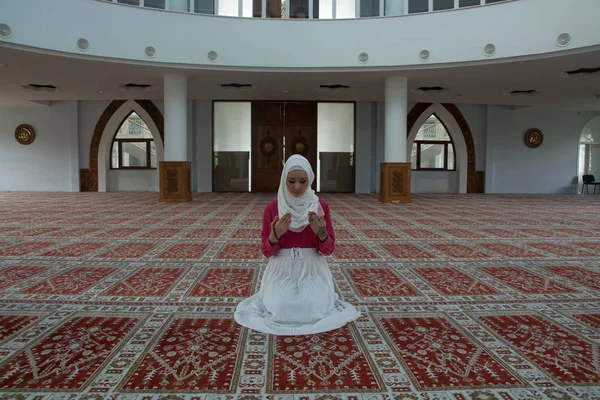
[234,154,360,335]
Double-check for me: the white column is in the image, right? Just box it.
[164,74,188,161]
[384,76,408,162]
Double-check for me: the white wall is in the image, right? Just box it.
[412,171,459,193]
[457,104,487,171]
[374,101,385,193]
[78,100,112,169]
[485,106,599,194]
[194,100,213,192]
[78,100,166,192]
[107,169,159,191]
[5,99,598,195]
[355,101,374,193]
[99,101,164,192]
[1,0,598,69]
[361,102,487,194]
[0,101,79,191]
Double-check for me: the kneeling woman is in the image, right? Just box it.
[234,155,360,335]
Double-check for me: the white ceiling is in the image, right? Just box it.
[0,44,599,109]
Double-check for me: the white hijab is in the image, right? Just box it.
[278,154,324,232]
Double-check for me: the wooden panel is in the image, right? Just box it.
[79,169,95,192]
[251,101,318,192]
[468,170,485,193]
[252,102,283,192]
[379,162,412,203]
[159,161,192,202]
[285,102,318,180]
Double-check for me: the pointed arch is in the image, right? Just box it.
[84,100,164,192]
[577,114,600,184]
[407,103,479,193]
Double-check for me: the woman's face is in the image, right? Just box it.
[286,170,309,197]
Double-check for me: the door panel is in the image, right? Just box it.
[252,101,318,192]
[285,103,317,167]
[253,124,283,192]
[285,102,317,190]
[252,102,283,192]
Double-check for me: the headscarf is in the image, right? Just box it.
[277,154,324,232]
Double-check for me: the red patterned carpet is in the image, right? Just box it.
[1,192,600,399]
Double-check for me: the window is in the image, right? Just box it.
[578,116,600,181]
[336,0,356,18]
[408,0,428,13]
[433,0,454,11]
[290,0,309,18]
[213,102,251,191]
[169,0,190,11]
[361,0,379,17]
[411,115,455,171]
[317,103,354,192]
[111,112,157,169]
[384,0,403,16]
[195,0,216,14]
[459,0,480,7]
[144,0,166,9]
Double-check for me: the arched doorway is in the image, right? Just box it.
[577,114,600,191]
[82,100,164,192]
[407,103,481,193]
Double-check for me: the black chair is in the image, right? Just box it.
[582,175,600,194]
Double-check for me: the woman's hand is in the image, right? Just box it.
[308,211,328,242]
[270,213,292,243]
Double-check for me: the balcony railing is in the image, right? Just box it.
[98,0,510,19]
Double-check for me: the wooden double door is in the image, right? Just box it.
[252,101,317,192]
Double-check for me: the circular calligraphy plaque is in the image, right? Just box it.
[291,136,309,156]
[260,136,278,158]
[15,124,36,145]
[524,128,543,148]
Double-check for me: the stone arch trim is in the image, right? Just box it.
[407,103,483,193]
[82,100,164,191]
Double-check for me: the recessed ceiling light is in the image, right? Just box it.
[503,89,541,97]
[97,90,104,94]
[119,83,154,91]
[221,83,253,91]
[411,86,446,94]
[319,84,351,92]
[563,67,600,79]
[21,84,58,92]
[283,90,289,93]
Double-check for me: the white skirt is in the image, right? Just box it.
[234,247,360,335]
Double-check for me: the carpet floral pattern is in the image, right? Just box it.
[0,192,599,399]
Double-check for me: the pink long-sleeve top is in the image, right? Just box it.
[261,199,335,258]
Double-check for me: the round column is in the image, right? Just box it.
[160,74,191,202]
[380,76,411,203]
[384,76,408,162]
[164,73,188,161]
